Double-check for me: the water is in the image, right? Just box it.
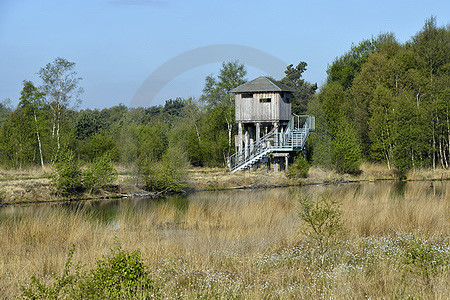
[0,181,448,225]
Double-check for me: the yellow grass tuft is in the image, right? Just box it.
[0,181,448,298]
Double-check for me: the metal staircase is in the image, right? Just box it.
[229,115,315,173]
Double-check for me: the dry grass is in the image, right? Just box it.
[0,181,448,299]
[189,163,450,191]
[0,165,146,204]
[1,163,449,204]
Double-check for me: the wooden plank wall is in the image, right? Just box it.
[235,92,291,122]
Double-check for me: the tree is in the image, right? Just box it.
[74,110,109,140]
[0,99,12,125]
[332,119,362,174]
[299,195,346,265]
[280,62,318,114]
[50,149,83,196]
[0,104,36,168]
[201,60,247,107]
[83,155,118,194]
[162,98,185,117]
[327,33,395,89]
[368,85,395,168]
[143,145,189,193]
[38,57,83,158]
[408,17,450,169]
[201,61,247,163]
[287,154,310,178]
[19,81,46,167]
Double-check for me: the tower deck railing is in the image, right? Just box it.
[229,115,314,173]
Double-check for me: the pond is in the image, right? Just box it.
[0,180,448,298]
[1,180,448,237]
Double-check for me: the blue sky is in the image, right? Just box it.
[0,0,449,109]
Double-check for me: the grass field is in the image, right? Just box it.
[0,181,448,298]
[1,163,449,204]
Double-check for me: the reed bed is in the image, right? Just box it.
[0,181,448,299]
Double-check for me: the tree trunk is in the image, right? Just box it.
[432,122,436,170]
[225,115,232,155]
[447,107,450,167]
[33,111,44,168]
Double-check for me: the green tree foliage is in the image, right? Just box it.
[332,119,362,174]
[143,146,189,194]
[38,57,83,157]
[309,18,449,176]
[83,155,118,194]
[201,60,247,107]
[299,195,346,264]
[0,82,49,168]
[77,130,117,162]
[115,121,139,164]
[74,110,109,140]
[327,34,394,89]
[287,154,310,178]
[200,61,247,165]
[162,98,185,117]
[1,20,448,177]
[0,107,35,168]
[280,62,318,114]
[51,150,118,196]
[0,99,12,125]
[308,82,362,174]
[400,235,450,286]
[136,120,169,165]
[21,246,159,299]
[82,246,158,299]
[50,149,83,196]
[19,81,47,167]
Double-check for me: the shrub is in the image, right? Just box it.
[83,155,118,193]
[400,236,449,285]
[50,149,83,196]
[332,120,362,174]
[299,195,346,264]
[21,246,80,299]
[80,246,159,299]
[21,246,160,299]
[143,146,188,194]
[287,154,310,178]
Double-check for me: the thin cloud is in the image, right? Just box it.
[108,0,168,8]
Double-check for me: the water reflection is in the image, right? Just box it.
[0,181,448,224]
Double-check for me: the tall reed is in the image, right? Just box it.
[0,181,448,298]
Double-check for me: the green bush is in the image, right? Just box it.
[143,146,188,194]
[50,151,118,196]
[21,246,80,299]
[80,246,159,299]
[299,195,346,264]
[83,155,118,193]
[50,149,83,196]
[0,190,5,202]
[21,246,160,299]
[287,154,310,178]
[400,236,449,285]
[332,120,362,174]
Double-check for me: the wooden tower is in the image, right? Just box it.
[229,76,314,172]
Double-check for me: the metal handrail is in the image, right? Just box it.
[229,115,314,172]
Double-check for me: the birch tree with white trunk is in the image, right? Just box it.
[38,57,83,161]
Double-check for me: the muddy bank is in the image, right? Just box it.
[1,163,449,205]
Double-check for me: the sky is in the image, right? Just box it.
[0,0,449,109]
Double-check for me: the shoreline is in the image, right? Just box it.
[1,163,449,207]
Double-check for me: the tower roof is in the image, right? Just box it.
[230,76,294,93]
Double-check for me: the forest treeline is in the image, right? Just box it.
[0,18,448,180]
